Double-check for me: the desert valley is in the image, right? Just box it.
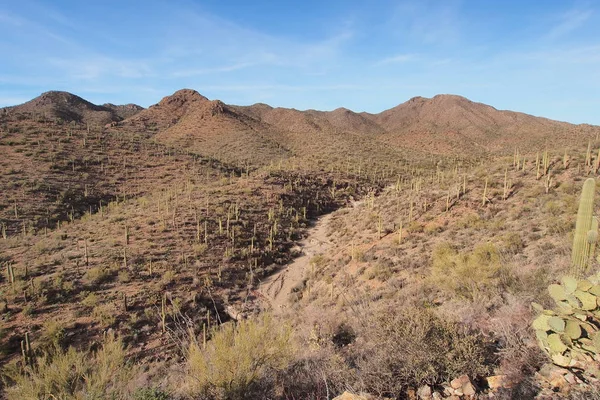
[2,88,600,399]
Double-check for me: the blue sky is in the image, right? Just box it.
[1,0,600,124]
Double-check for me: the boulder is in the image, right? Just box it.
[417,385,432,399]
[450,374,475,397]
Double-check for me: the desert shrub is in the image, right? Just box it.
[309,254,328,269]
[161,270,175,286]
[544,200,562,217]
[118,270,131,283]
[133,387,171,400]
[2,333,136,400]
[456,212,484,229]
[193,243,208,256]
[558,181,579,196]
[546,215,573,235]
[81,292,99,308]
[21,303,34,317]
[349,246,365,262]
[93,303,118,328]
[85,266,113,284]
[352,306,493,397]
[184,314,293,399]
[406,221,423,233]
[501,232,524,254]
[488,299,545,398]
[277,350,354,400]
[39,320,66,350]
[423,221,443,234]
[430,242,513,299]
[366,263,393,281]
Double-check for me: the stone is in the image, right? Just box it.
[538,363,567,380]
[462,381,476,396]
[564,372,578,384]
[450,377,463,389]
[332,392,369,400]
[417,385,432,399]
[432,391,442,400]
[450,374,470,389]
[549,374,568,391]
[486,375,510,390]
[442,385,453,396]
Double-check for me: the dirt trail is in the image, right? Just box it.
[258,212,335,311]
[258,196,369,312]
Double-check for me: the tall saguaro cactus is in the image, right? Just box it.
[571,178,598,277]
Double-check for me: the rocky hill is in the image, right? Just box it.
[4,91,143,126]
[366,94,592,154]
[124,90,599,162]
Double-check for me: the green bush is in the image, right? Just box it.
[133,387,171,400]
[92,303,118,328]
[184,314,293,399]
[2,333,136,400]
[84,266,113,285]
[430,242,513,299]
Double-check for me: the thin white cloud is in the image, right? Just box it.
[201,84,368,92]
[505,45,600,65]
[546,8,593,40]
[374,53,418,66]
[46,57,155,80]
[0,11,26,26]
[161,6,354,72]
[390,0,463,45]
[170,62,256,78]
[429,58,453,66]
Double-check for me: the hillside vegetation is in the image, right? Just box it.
[1,90,600,399]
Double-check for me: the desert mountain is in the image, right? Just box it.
[231,104,384,135]
[6,89,598,163]
[125,88,209,130]
[366,94,591,154]
[119,89,599,168]
[4,91,143,126]
[101,103,144,120]
[126,89,289,166]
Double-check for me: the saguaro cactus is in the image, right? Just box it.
[571,178,598,277]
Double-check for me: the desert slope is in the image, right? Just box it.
[370,94,594,154]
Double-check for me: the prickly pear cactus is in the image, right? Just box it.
[532,274,600,376]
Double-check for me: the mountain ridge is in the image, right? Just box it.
[6,89,599,158]
[120,89,598,158]
[4,90,145,126]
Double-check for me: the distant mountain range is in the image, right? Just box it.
[5,89,598,159]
